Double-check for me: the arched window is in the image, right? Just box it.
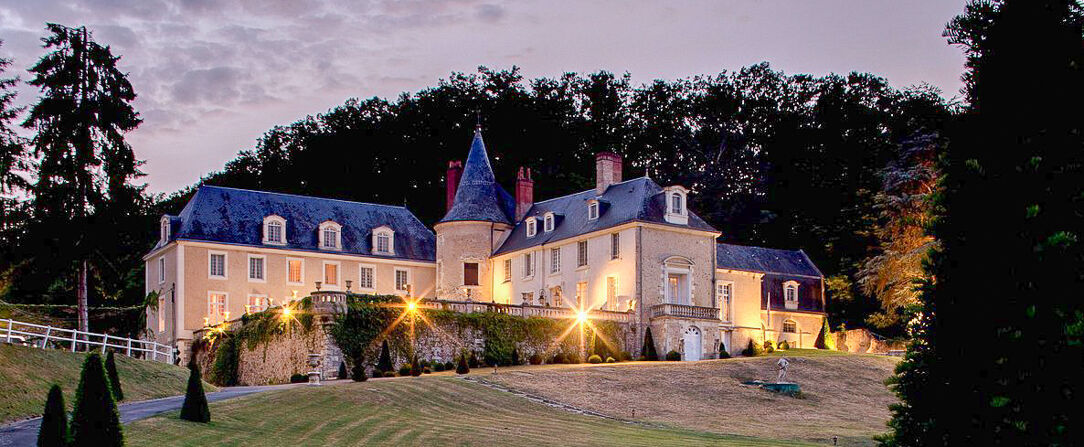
[543,212,555,232]
[663,186,689,225]
[319,221,342,250]
[782,319,797,334]
[372,226,395,255]
[783,281,799,310]
[263,215,286,245]
[526,217,537,237]
[671,193,683,214]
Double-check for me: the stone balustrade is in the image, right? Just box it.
[427,299,632,323]
[649,302,720,321]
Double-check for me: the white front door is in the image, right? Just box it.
[683,326,702,361]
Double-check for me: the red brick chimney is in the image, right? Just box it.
[446,160,463,212]
[595,152,622,194]
[515,167,534,221]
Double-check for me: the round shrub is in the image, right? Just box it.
[290,373,308,383]
[778,340,790,350]
[398,364,412,376]
[605,356,616,363]
[444,361,455,371]
[467,352,480,368]
[456,353,470,374]
[665,350,681,361]
[383,371,396,378]
[434,362,446,372]
[741,339,763,357]
[528,354,543,365]
[423,367,432,374]
[763,340,775,353]
[552,353,568,364]
[567,353,583,364]
[618,351,632,362]
[587,354,603,364]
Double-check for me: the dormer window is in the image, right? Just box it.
[543,212,555,232]
[159,216,170,244]
[319,221,342,250]
[263,215,286,245]
[663,186,689,225]
[526,217,537,237]
[587,200,599,220]
[372,226,395,255]
[784,280,799,310]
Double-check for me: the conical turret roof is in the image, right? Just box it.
[439,129,514,224]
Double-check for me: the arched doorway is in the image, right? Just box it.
[683,326,702,361]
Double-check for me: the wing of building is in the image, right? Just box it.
[145,126,826,359]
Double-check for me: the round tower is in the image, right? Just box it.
[434,128,515,302]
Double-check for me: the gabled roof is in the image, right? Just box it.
[494,177,718,255]
[157,185,436,261]
[439,130,515,224]
[716,243,822,277]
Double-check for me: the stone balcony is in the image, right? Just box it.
[649,303,720,321]
[429,299,633,323]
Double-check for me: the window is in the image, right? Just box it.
[248,255,265,282]
[158,257,165,284]
[610,233,620,259]
[246,295,269,314]
[543,213,554,232]
[323,262,339,287]
[783,319,797,334]
[359,265,374,289]
[395,269,410,292]
[263,215,286,245]
[319,221,342,250]
[157,297,165,333]
[463,262,479,286]
[550,248,561,274]
[577,240,588,267]
[372,226,395,255]
[521,292,534,305]
[160,217,170,244]
[667,273,691,305]
[523,252,533,277]
[208,292,227,323]
[663,186,689,225]
[526,218,537,237]
[287,258,304,285]
[503,259,512,282]
[576,281,587,309]
[606,276,618,310]
[716,282,732,321]
[587,201,599,220]
[208,252,227,279]
[784,281,799,310]
[671,193,683,214]
[551,286,563,307]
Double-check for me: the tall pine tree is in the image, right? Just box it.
[0,39,29,274]
[21,24,141,327]
[882,1,1084,445]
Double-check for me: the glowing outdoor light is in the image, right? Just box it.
[576,310,588,325]
[407,300,418,312]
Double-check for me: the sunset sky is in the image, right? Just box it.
[0,0,967,194]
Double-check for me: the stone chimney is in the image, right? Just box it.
[515,167,534,221]
[595,152,623,194]
[446,160,463,212]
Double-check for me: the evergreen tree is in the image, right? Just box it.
[179,362,210,423]
[350,353,367,382]
[337,361,347,380]
[376,340,392,373]
[0,39,30,261]
[640,327,658,361]
[455,352,470,375]
[37,384,68,447]
[69,353,122,447]
[410,356,422,377]
[104,350,123,401]
[882,1,1084,445]
[20,24,142,325]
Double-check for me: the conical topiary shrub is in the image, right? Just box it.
[37,384,68,447]
[337,361,348,380]
[410,356,422,377]
[351,354,368,382]
[180,362,211,423]
[70,353,123,447]
[104,350,123,401]
[377,340,393,373]
[456,352,470,375]
[641,327,659,361]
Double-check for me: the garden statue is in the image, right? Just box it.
[776,356,790,382]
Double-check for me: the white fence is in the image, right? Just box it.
[1,318,174,364]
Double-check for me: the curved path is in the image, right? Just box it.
[0,383,302,447]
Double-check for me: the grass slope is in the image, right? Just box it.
[0,344,216,423]
[483,349,898,446]
[126,378,813,447]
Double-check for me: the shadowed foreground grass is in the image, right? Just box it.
[126,377,813,447]
[0,344,215,423]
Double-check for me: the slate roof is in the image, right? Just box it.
[155,185,436,262]
[439,130,515,224]
[494,177,718,255]
[716,243,823,277]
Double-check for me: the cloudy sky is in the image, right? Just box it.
[0,0,967,194]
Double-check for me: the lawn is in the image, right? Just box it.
[481,349,899,446]
[0,344,216,423]
[125,377,814,447]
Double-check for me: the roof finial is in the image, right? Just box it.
[475,110,482,131]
